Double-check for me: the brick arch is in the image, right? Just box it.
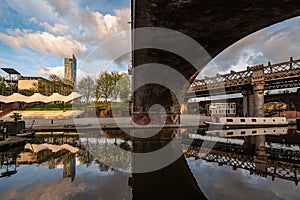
[132,0,300,124]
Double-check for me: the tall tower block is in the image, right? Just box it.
[64,54,77,88]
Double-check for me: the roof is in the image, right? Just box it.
[19,76,48,81]
[0,92,83,103]
[1,68,21,75]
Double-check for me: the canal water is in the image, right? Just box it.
[0,128,300,199]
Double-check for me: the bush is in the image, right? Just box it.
[10,113,22,121]
[288,120,297,125]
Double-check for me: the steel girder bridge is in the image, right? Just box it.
[188,57,300,97]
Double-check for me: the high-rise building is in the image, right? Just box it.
[64,54,77,88]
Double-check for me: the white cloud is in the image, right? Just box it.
[29,17,39,23]
[36,66,98,82]
[0,29,86,57]
[1,2,131,77]
[211,16,300,74]
[37,66,64,78]
[47,0,71,15]
[71,7,130,43]
[40,22,70,34]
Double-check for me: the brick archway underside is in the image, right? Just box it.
[132,0,300,124]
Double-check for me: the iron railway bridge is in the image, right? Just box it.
[189,57,300,97]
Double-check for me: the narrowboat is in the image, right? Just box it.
[205,117,288,129]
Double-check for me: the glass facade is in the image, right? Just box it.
[64,54,77,88]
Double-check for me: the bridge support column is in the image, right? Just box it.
[242,90,254,117]
[254,135,267,176]
[242,91,248,117]
[253,84,265,117]
[248,92,255,117]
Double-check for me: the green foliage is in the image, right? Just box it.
[198,106,205,114]
[95,72,130,102]
[25,103,78,111]
[117,74,130,102]
[31,74,73,96]
[77,76,95,102]
[96,72,115,102]
[288,120,297,125]
[0,76,14,95]
[19,89,35,96]
[10,112,22,121]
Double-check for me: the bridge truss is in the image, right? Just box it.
[189,57,300,97]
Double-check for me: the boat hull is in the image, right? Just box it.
[205,117,288,130]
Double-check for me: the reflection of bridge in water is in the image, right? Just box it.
[185,131,300,185]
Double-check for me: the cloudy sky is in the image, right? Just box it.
[0,0,131,80]
[1,0,300,81]
[213,15,300,73]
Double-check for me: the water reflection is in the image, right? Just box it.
[0,152,17,178]
[186,127,300,186]
[0,127,300,199]
[130,128,207,200]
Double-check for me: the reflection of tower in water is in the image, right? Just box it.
[63,153,76,182]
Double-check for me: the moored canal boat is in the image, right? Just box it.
[205,117,288,129]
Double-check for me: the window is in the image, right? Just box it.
[227,132,233,136]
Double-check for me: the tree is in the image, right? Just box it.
[117,73,130,102]
[10,112,22,121]
[77,76,95,102]
[0,76,9,96]
[48,74,73,95]
[95,72,115,102]
[110,72,122,101]
[95,72,131,103]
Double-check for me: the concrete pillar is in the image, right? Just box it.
[253,84,265,117]
[248,92,255,117]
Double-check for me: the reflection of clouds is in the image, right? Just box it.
[1,172,131,200]
[188,159,299,199]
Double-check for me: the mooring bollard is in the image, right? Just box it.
[51,119,54,124]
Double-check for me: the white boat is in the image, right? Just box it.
[205,117,288,129]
